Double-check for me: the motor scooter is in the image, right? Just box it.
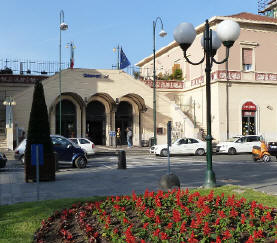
[252,141,271,162]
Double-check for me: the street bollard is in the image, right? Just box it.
[117,150,126,169]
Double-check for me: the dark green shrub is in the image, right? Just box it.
[25,80,55,182]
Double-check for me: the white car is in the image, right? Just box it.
[216,135,262,155]
[150,138,206,157]
[69,138,95,155]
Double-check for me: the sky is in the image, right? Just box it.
[0,0,258,73]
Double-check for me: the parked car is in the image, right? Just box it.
[0,152,7,168]
[150,138,206,157]
[14,139,26,164]
[69,138,95,155]
[14,135,88,168]
[216,135,263,155]
[267,141,277,159]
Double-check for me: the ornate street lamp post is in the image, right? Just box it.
[3,96,16,128]
[153,17,167,145]
[174,19,240,187]
[59,10,68,135]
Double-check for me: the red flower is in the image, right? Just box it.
[143,222,149,229]
[217,210,226,218]
[215,236,221,243]
[190,219,197,228]
[160,232,169,240]
[241,214,246,224]
[222,230,232,240]
[67,232,73,240]
[253,230,263,239]
[153,228,160,237]
[123,217,129,224]
[230,207,238,217]
[266,211,273,221]
[113,228,118,234]
[141,240,146,243]
[79,211,86,218]
[132,191,137,201]
[246,235,254,243]
[172,209,181,222]
[167,222,173,229]
[144,188,149,199]
[188,232,198,243]
[155,215,161,224]
[85,224,93,233]
[203,222,210,236]
[215,218,220,225]
[180,221,187,233]
[155,196,162,207]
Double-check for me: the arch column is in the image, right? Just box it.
[133,110,140,146]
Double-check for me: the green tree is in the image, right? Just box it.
[172,68,183,80]
[25,80,55,182]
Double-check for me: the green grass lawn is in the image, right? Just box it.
[0,185,277,243]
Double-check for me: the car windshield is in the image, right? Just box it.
[227,137,241,142]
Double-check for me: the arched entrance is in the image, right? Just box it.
[242,101,256,135]
[115,101,133,145]
[86,101,106,145]
[56,100,77,137]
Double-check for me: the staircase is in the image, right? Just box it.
[0,134,14,160]
[181,109,207,140]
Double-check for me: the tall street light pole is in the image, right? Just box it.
[59,10,68,135]
[153,17,167,145]
[174,19,240,188]
[3,96,16,128]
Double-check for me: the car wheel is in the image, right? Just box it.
[262,154,271,163]
[74,156,87,168]
[20,155,25,164]
[195,148,205,156]
[228,147,236,155]
[160,149,168,157]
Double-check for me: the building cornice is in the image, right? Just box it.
[136,14,277,67]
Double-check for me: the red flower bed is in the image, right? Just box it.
[34,189,277,242]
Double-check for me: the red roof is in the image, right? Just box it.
[226,12,277,23]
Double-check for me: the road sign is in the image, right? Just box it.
[31,144,44,166]
[109,131,116,137]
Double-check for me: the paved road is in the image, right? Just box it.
[1,152,277,205]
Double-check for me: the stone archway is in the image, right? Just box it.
[55,99,76,138]
[115,101,133,145]
[86,100,106,145]
[117,94,147,146]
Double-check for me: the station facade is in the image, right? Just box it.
[12,69,194,148]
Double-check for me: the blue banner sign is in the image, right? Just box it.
[31,144,44,166]
[109,131,116,137]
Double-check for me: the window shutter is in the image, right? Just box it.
[242,48,253,65]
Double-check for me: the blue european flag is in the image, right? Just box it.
[120,48,131,69]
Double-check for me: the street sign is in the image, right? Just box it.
[31,144,44,166]
[109,131,116,137]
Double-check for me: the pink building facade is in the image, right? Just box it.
[137,12,277,142]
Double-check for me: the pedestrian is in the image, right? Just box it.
[116,127,121,147]
[126,127,133,148]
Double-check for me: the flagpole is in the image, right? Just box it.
[117,45,120,70]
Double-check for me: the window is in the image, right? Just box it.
[70,139,78,144]
[190,138,199,143]
[246,136,261,142]
[178,139,187,145]
[242,48,253,71]
[79,139,90,144]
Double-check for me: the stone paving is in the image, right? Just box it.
[1,148,277,205]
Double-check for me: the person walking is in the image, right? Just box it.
[116,127,121,147]
[126,127,133,148]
